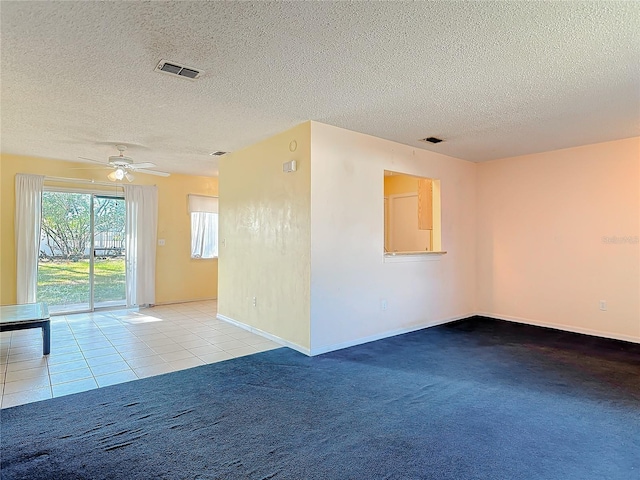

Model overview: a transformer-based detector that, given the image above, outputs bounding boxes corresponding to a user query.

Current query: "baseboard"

[216,314,311,356]
[152,297,217,307]
[476,311,640,345]
[220,310,640,356]
[309,313,476,356]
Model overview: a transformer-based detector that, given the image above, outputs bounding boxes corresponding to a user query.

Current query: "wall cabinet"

[417,178,433,230]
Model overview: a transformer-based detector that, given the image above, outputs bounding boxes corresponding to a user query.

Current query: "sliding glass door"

[37,191,126,314]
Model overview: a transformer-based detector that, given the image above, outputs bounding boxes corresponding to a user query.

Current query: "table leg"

[42,320,51,355]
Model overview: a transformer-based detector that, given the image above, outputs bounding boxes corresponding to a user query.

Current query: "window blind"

[188,194,218,213]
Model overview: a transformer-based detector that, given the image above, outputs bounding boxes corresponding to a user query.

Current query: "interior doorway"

[37,190,126,314]
[387,194,432,252]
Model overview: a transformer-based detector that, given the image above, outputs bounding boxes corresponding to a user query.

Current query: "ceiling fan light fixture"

[108,167,126,182]
[125,172,135,182]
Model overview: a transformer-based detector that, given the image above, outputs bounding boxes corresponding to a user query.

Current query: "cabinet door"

[417,178,433,230]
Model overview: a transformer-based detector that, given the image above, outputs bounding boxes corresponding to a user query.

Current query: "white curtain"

[15,174,45,304]
[188,195,218,259]
[124,185,158,307]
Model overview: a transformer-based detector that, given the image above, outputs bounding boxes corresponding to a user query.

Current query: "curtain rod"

[44,176,124,188]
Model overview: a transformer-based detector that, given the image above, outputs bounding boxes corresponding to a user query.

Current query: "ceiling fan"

[79,145,170,182]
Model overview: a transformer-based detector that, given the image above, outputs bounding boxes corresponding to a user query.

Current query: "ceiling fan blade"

[70,166,110,170]
[135,169,170,177]
[128,162,156,169]
[78,156,106,164]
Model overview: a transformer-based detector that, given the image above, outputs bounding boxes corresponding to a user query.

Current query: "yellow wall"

[477,137,640,342]
[384,174,419,196]
[218,122,311,351]
[0,153,218,305]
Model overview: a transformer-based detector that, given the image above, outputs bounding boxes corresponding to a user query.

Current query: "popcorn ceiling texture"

[1,1,638,176]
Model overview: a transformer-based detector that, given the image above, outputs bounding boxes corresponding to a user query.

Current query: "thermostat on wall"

[283,160,297,173]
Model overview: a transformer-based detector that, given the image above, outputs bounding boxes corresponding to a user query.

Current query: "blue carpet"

[1,317,639,479]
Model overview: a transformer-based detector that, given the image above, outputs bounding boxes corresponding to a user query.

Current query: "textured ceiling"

[1,1,639,177]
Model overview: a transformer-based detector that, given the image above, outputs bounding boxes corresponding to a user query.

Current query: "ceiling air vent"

[155,60,202,80]
[209,151,228,156]
[420,137,443,144]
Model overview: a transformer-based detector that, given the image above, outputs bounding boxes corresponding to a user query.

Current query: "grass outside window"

[37,259,125,306]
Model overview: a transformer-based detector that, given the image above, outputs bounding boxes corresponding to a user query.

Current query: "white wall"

[309,122,477,354]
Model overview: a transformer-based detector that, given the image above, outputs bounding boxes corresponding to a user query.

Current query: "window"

[189,195,218,259]
[383,171,442,254]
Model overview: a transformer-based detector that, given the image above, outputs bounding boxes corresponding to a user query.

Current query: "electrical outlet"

[252,297,257,307]
[599,300,607,311]
[381,299,387,311]
[157,239,166,246]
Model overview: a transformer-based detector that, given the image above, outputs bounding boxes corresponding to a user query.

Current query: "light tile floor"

[0,300,280,409]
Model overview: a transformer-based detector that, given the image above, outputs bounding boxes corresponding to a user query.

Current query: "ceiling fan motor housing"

[109,156,134,167]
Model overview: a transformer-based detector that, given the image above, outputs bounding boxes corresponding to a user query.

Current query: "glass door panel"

[38,191,92,313]
[93,196,126,309]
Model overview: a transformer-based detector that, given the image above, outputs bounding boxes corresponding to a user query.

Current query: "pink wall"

[477,137,640,342]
